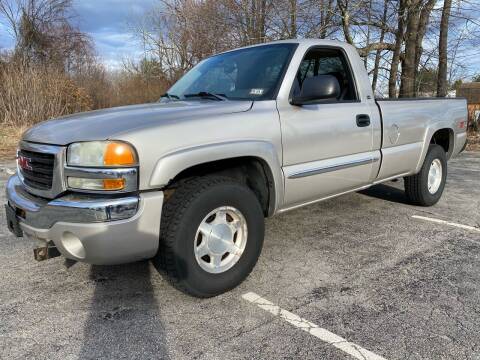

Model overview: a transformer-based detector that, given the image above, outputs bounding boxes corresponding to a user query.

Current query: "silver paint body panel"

[19,191,163,265]
[376,98,468,178]
[6,174,162,265]
[19,39,468,213]
[10,39,468,265]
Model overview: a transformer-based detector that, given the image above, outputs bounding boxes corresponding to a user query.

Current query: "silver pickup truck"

[5,39,468,297]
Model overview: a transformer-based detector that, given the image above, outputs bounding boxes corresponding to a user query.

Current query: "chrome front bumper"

[5,175,164,265]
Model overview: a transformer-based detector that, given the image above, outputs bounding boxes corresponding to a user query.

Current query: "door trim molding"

[288,156,380,179]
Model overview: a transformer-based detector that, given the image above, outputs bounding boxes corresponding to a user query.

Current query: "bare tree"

[126,0,480,99]
[131,0,236,82]
[371,0,389,92]
[0,0,93,69]
[411,0,435,96]
[437,0,452,96]
[337,0,355,44]
[388,0,406,97]
[317,0,336,38]
[399,0,422,97]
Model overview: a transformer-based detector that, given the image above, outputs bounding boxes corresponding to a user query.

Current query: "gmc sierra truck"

[5,39,468,297]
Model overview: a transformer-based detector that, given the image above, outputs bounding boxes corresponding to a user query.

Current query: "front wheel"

[153,176,265,298]
[404,144,447,206]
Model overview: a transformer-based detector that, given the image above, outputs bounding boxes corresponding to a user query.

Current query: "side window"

[293,48,357,101]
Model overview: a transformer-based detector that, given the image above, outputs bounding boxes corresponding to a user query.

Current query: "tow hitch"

[33,242,61,262]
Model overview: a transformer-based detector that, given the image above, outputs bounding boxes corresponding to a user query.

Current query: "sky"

[72,0,154,68]
[0,0,155,69]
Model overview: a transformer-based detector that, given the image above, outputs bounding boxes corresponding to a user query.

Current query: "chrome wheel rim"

[428,159,443,194]
[194,206,248,274]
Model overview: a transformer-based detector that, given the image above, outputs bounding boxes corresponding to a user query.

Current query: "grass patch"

[0,126,26,160]
[467,130,479,152]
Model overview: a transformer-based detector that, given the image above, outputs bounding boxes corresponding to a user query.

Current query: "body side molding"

[288,156,380,179]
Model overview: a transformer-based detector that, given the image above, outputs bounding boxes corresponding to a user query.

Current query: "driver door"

[279,47,380,209]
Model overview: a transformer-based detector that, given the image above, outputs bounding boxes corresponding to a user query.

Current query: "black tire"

[153,176,265,298]
[404,144,447,206]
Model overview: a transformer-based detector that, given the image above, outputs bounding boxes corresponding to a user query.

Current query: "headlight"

[67,141,137,167]
[66,141,138,193]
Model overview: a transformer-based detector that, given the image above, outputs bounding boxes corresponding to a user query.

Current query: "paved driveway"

[1,152,479,359]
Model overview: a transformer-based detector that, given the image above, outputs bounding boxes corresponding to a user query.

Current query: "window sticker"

[250,88,265,96]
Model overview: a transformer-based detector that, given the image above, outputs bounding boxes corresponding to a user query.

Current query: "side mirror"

[291,75,341,106]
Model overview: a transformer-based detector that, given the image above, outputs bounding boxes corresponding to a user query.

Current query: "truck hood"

[22,100,253,145]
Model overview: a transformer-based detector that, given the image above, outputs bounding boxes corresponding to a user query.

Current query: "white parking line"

[412,215,480,233]
[242,292,387,360]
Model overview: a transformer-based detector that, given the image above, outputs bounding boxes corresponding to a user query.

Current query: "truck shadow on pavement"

[358,183,409,204]
[78,261,170,359]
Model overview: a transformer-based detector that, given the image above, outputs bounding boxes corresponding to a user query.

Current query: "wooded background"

[130,0,480,98]
[0,0,479,154]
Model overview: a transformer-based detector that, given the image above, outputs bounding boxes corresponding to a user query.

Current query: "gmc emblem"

[18,155,33,171]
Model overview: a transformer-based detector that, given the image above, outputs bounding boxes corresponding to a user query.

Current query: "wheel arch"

[430,128,454,157]
[415,125,455,173]
[149,141,284,216]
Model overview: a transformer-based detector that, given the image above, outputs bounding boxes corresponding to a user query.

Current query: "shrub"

[0,61,92,127]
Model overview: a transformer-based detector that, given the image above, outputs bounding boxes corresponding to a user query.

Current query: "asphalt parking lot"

[1,152,479,360]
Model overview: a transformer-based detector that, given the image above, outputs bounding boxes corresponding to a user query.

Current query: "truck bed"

[375,97,468,182]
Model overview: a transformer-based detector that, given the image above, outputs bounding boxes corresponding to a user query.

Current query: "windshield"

[164,43,297,101]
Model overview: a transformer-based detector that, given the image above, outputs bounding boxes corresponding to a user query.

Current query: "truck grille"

[18,149,55,190]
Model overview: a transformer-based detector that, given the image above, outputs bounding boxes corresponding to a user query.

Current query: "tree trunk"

[437,0,452,97]
[388,0,406,98]
[399,0,421,98]
[413,0,436,96]
[289,0,297,38]
[338,0,354,45]
[372,0,389,93]
[319,0,335,38]
[364,0,373,67]
[249,0,256,44]
[256,0,267,43]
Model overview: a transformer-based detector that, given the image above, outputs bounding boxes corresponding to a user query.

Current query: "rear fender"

[415,123,454,173]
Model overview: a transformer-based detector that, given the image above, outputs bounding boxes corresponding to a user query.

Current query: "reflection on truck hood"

[22,100,253,145]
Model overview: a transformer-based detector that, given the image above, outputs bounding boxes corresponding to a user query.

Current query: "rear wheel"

[153,176,265,298]
[404,144,447,206]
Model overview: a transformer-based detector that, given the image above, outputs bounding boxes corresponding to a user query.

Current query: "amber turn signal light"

[103,178,126,190]
[104,142,137,166]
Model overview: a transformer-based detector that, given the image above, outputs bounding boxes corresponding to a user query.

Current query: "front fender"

[149,140,284,214]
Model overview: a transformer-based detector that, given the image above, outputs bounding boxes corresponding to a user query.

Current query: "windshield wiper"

[183,92,227,101]
[160,93,180,101]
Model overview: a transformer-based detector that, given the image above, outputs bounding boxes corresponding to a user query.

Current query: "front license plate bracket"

[5,204,23,237]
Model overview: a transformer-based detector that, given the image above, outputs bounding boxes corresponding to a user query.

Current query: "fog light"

[67,177,125,191]
[61,232,86,259]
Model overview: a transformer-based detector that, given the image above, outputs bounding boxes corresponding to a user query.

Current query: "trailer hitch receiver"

[33,242,61,262]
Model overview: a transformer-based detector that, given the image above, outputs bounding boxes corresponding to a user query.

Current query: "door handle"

[356,114,371,127]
